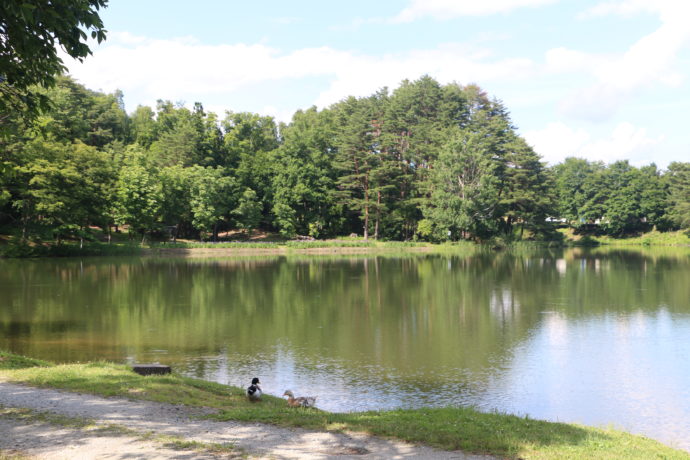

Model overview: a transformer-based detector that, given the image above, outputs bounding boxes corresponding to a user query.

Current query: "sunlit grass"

[559,228,690,246]
[1,352,687,460]
[0,351,52,370]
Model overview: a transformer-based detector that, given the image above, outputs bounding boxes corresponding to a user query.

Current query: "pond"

[1,247,689,450]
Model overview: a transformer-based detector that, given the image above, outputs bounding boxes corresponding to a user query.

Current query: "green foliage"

[666,162,690,229]
[0,0,107,121]
[271,107,339,237]
[130,105,157,148]
[1,74,688,247]
[114,147,163,241]
[415,218,434,240]
[221,111,279,209]
[188,166,236,240]
[426,128,500,240]
[272,202,298,238]
[233,188,262,234]
[552,158,681,236]
[159,165,192,232]
[0,350,52,369]
[500,136,554,237]
[0,0,107,89]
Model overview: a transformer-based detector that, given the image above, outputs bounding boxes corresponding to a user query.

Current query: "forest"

[1,75,689,244]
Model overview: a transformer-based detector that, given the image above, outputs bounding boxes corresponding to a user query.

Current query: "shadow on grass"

[212,404,615,458]
[326,407,605,458]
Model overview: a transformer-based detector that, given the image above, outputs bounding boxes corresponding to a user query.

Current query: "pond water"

[1,248,689,450]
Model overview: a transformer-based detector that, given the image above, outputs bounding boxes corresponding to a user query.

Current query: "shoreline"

[0,353,688,459]
[2,227,690,259]
[142,245,438,257]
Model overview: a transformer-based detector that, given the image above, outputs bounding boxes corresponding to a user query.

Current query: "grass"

[0,406,95,429]
[0,351,52,370]
[0,352,687,460]
[559,228,690,247]
[0,238,143,258]
[0,451,32,460]
[151,241,283,249]
[3,226,688,259]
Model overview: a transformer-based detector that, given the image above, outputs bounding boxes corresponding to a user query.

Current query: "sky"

[64,0,690,168]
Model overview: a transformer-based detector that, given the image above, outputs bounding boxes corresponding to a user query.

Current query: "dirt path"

[0,417,220,460]
[0,381,496,459]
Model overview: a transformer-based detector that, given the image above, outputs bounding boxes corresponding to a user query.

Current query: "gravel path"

[0,381,496,459]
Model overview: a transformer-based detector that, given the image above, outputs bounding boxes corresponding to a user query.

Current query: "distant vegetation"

[1,75,689,250]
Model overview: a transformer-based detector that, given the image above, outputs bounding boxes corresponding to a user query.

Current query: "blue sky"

[65,0,690,168]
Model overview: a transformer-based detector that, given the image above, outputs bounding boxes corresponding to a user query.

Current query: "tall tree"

[159,165,192,241]
[637,164,670,230]
[425,128,500,240]
[552,157,598,225]
[221,111,279,222]
[233,188,262,235]
[271,107,339,238]
[665,162,690,229]
[114,147,162,243]
[500,136,553,237]
[334,96,379,240]
[188,166,237,241]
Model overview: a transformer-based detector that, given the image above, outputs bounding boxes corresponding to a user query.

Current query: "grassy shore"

[0,351,686,459]
[558,228,690,247]
[1,227,689,258]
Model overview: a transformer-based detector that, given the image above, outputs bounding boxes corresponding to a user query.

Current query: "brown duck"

[283,390,316,408]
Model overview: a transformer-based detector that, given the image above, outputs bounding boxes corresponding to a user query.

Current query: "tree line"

[1,75,688,244]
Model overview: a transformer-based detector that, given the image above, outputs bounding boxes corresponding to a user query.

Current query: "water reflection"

[0,248,689,450]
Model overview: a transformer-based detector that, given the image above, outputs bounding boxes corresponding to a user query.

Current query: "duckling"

[283,390,316,408]
[246,377,262,401]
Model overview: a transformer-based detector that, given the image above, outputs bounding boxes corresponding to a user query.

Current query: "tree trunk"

[363,170,369,241]
[374,190,381,240]
[363,205,369,241]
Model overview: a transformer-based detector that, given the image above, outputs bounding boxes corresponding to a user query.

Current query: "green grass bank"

[1,228,688,258]
[0,351,687,460]
[558,228,690,247]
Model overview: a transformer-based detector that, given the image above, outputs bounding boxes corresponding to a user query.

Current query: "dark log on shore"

[132,364,171,376]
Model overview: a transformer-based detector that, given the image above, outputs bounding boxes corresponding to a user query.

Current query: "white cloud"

[260,105,297,124]
[544,47,606,74]
[557,0,690,120]
[313,48,534,108]
[580,0,674,19]
[524,122,664,165]
[393,0,558,22]
[523,123,592,164]
[66,35,535,114]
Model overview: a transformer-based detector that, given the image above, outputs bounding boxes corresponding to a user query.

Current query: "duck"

[283,390,317,408]
[246,377,262,401]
